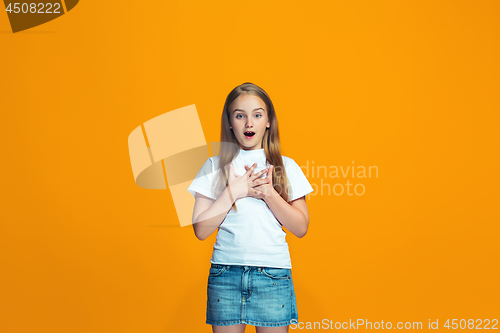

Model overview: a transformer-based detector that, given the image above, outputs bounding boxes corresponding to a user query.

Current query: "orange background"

[1,1,499,332]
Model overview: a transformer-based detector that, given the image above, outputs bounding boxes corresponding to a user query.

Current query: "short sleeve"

[187,157,217,200]
[285,157,314,201]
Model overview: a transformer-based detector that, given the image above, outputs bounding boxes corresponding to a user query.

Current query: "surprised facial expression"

[229,94,270,150]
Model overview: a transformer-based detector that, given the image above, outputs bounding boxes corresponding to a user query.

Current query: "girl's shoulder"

[279,155,306,178]
[209,155,220,169]
[280,155,297,167]
[204,155,224,175]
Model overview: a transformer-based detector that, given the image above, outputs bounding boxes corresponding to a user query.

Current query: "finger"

[255,178,271,187]
[228,163,235,177]
[245,165,268,179]
[267,165,273,180]
[250,188,266,198]
[257,167,268,178]
[244,162,258,177]
[249,180,269,190]
[244,165,254,177]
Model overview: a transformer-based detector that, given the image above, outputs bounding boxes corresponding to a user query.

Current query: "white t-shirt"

[187,148,314,269]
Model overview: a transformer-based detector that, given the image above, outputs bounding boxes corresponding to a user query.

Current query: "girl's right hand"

[227,162,270,200]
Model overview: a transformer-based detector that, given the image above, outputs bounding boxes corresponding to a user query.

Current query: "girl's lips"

[244,132,255,139]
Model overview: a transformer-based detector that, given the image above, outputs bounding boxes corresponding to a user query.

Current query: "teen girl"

[187,82,313,333]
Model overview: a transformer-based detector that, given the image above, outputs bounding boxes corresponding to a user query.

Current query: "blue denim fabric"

[206,264,298,327]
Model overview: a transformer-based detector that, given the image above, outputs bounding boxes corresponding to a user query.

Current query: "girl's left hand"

[244,164,275,199]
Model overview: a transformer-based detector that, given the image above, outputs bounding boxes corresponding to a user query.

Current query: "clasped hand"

[227,162,275,201]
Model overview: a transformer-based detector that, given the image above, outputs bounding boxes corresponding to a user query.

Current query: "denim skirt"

[206,263,298,327]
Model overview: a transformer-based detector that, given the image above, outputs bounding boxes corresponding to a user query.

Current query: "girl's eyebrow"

[233,108,264,113]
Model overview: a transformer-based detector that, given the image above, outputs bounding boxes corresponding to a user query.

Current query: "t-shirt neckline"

[238,148,264,156]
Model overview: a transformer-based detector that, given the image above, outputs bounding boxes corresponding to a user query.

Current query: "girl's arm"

[192,188,235,241]
[245,164,310,238]
[264,192,310,238]
[192,163,268,241]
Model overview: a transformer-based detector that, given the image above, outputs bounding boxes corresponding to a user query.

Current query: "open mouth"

[244,131,255,138]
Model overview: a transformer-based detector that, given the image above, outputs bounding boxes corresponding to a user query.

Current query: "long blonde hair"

[214,82,292,212]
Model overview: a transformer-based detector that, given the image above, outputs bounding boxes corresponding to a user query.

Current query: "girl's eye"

[255,114,262,118]
[236,114,244,119]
